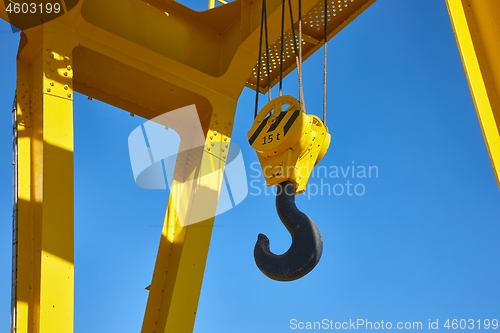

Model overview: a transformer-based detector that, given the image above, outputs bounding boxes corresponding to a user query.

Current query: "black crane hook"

[254,181,323,281]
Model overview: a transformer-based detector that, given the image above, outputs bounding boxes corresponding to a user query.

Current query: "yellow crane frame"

[0,0,499,332]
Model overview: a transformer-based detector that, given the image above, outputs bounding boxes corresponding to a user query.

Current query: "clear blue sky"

[1,0,499,332]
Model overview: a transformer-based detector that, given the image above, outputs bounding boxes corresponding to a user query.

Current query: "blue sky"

[1,0,499,332]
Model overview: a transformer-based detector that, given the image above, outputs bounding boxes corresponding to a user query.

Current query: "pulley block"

[248,95,331,193]
[248,96,331,281]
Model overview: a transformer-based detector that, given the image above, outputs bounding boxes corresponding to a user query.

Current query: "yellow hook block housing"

[248,96,331,193]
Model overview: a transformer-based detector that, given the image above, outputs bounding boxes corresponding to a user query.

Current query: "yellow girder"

[446,0,500,187]
[0,0,376,332]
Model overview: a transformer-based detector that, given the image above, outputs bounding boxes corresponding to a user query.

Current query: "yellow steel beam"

[446,0,500,187]
[14,24,74,333]
[247,0,376,91]
[14,54,32,333]
[142,99,236,333]
[209,0,229,9]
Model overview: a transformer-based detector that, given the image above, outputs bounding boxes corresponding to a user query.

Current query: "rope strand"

[254,0,266,119]
[287,0,305,112]
[323,0,328,125]
[278,0,286,96]
[297,0,305,112]
[263,0,272,102]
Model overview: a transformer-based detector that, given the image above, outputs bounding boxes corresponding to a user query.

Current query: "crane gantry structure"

[0,0,499,332]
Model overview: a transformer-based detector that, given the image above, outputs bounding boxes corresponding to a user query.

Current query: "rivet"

[50,82,54,86]
[67,65,72,71]
[223,156,226,160]
[221,149,225,153]
[214,131,218,136]
[63,72,68,76]
[207,147,211,151]
[67,93,72,98]
[46,73,51,78]
[64,85,68,90]
[46,88,51,92]
[210,136,213,140]
[224,138,227,141]
[46,48,50,52]
[211,143,214,147]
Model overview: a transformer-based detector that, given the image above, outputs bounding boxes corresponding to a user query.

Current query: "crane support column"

[14,26,74,333]
[142,97,236,333]
[446,0,500,186]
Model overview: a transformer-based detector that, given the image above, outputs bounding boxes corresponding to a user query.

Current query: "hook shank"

[254,181,323,281]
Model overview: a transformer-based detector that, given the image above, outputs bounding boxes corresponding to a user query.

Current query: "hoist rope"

[287,0,299,61]
[254,0,266,119]
[297,0,306,112]
[278,0,286,96]
[254,0,273,118]
[263,0,272,102]
[257,0,329,122]
[323,0,328,126]
[286,0,305,112]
